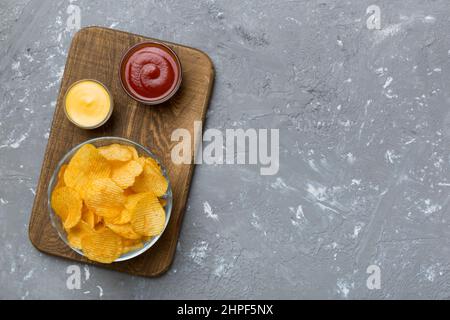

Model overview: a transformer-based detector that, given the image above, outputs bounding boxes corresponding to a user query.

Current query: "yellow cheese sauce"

[64,80,112,129]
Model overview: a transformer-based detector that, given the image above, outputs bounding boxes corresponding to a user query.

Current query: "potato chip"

[67,221,94,249]
[81,228,123,264]
[64,144,111,197]
[98,144,133,162]
[123,188,134,196]
[55,164,68,189]
[122,239,144,255]
[111,160,143,189]
[131,193,166,237]
[136,157,146,168]
[125,193,150,210]
[145,157,163,175]
[81,206,96,229]
[132,161,168,197]
[84,178,126,218]
[127,146,139,160]
[51,186,82,229]
[106,223,141,240]
[104,208,132,225]
[94,222,106,232]
[104,192,151,226]
[159,198,167,208]
[94,214,103,226]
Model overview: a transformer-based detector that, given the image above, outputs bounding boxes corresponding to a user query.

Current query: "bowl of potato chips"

[48,137,172,264]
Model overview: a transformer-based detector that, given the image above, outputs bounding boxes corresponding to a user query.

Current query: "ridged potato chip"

[131,193,166,237]
[104,193,150,225]
[55,164,68,190]
[145,157,163,175]
[94,214,103,227]
[98,144,133,162]
[64,144,111,197]
[81,206,96,229]
[125,193,150,210]
[94,222,106,232]
[81,228,123,264]
[132,160,168,197]
[104,208,131,225]
[127,146,139,160]
[123,188,134,197]
[51,186,82,229]
[67,221,94,249]
[111,160,143,189]
[122,239,144,255]
[84,178,126,218]
[106,223,141,240]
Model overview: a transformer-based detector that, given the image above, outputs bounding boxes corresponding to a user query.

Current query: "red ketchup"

[124,46,180,102]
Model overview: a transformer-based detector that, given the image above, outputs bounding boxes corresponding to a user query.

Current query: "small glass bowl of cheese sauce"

[64,79,113,129]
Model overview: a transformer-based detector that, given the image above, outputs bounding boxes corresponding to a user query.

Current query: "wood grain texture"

[29,27,215,277]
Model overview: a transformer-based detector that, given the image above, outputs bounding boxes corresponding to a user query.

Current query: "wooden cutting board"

[29,27,214,277]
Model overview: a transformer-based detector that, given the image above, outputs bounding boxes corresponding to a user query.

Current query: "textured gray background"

[1,0,449,300]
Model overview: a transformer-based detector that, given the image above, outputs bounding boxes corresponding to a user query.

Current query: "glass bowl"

[63,79,114,130]
[47,137,173,263]
[119,41,183,105]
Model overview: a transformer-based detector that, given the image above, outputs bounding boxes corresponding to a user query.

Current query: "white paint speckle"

[422,199,441,216]
[23,269,34,281]
[424,265,439,282]
[423,16,436,23]
[21,291,29,300]
[24,53,34,62]
[203,201,218,220]
[308,159,321,173]
[84,265,90,281]
[383,76,393,89]
[346,153,356,165]
[290,205,305,227]
[10,261,16,274]
[96,285,104,298]
[385,150,400,164]
[437,182,450,187]
[190,241,209,265]
[306,183,327,202]
[351,225,362,239]
[336,279,353,298]
[374,67,386,76]
[10,133,29,149]
[12,61,20,71]
[251,212,267,236]
[285,17,302,26]
[271,177,297,192]
[213,257,233,277]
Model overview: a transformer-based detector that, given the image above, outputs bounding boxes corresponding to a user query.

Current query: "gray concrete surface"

[1,0,449,300]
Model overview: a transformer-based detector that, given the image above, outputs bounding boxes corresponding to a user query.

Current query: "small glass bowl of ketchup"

[119,41,182,105]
